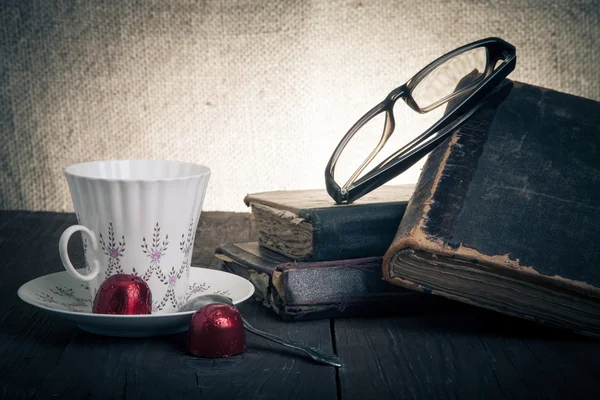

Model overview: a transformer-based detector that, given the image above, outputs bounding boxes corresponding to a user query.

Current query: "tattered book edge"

[215,252,283,310]
[248,203,314,260]
[384,235,600,298]
[249,202,308,225]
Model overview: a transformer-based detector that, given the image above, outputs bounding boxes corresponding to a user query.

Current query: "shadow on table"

[334,298,598,342]
[164,330,318,369]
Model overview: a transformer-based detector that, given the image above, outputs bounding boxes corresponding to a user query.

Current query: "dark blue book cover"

[384,80,600,337]
[244,185,413,261]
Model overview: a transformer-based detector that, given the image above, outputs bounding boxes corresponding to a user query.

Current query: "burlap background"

[1,0,599,212]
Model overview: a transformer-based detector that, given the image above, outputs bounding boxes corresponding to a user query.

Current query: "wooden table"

[1,211,599,399]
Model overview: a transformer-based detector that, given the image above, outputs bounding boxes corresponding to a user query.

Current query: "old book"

[383,80,600,337]
[216,242,444,320]
[243,185,414,262]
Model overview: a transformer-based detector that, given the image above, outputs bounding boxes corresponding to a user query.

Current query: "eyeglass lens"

[411,46,489,112]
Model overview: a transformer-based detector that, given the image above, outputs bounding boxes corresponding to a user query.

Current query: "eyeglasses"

[325,37,516,204]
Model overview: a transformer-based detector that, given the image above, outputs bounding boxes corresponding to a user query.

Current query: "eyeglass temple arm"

[387,106,478,171]
[346,107,479,202]
[366,103,465,174]
[351,79,512,194]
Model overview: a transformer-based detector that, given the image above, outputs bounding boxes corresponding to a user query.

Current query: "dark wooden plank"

[0,211,336,400]
[334,305,600,400]
[2,301,336,400]
[0,211,80,399]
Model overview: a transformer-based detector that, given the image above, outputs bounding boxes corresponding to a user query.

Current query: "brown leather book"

[383,80,600,337]
[215,242,445,320]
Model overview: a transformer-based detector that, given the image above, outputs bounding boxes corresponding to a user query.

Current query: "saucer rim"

[17,268,255,319]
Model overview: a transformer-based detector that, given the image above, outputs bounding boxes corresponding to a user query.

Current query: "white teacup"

[58,159,210,314]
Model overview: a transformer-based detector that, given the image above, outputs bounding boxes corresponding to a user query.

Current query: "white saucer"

[17,268,255,337]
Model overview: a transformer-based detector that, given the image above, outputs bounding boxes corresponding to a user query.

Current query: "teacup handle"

[59,225,101,282]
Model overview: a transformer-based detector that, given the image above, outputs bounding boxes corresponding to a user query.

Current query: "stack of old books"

[215,185,446,320]
[217,80,600,336]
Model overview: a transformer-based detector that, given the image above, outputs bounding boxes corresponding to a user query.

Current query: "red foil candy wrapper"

[92,274,152,315]
[188,303,247,358]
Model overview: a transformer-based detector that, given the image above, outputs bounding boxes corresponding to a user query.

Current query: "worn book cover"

[383,80,600,337]
[243,185,414,262]
[215,242,443,320]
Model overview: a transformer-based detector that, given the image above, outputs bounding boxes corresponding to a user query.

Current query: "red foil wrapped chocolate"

[188,303,247,358]
[92,274,152,315]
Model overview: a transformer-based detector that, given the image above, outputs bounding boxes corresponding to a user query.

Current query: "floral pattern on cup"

[180,220,194,259]
[152,264,188,312]
[180,219,195,283]
[99,223,125,277]
[133,222,169,281]
[83,238,91,273]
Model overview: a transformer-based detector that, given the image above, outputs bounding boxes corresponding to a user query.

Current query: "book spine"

[273,258,405,305]
[301,202,407,261]
[383,83,510,278]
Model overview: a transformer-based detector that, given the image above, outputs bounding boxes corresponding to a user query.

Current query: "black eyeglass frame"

[325,37,516,204]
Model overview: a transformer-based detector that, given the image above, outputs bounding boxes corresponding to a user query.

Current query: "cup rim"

[64,159,211,182]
